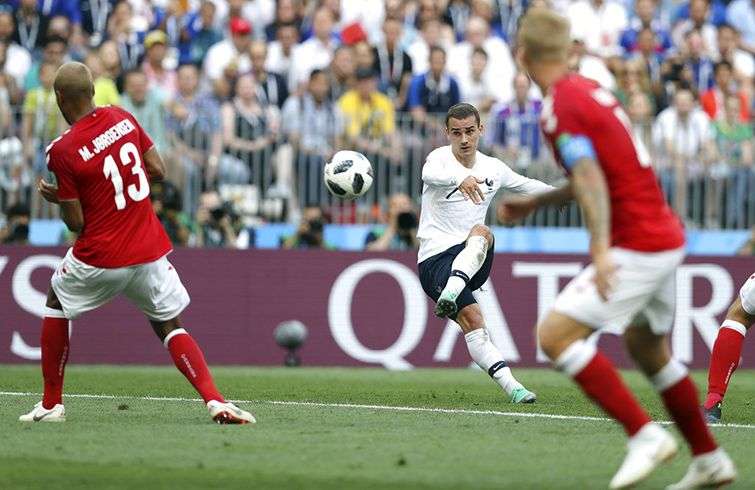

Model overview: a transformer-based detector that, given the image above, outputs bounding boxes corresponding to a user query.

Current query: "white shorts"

[553,247,685,335]
[51,249,190,321]
[739,273,755,315]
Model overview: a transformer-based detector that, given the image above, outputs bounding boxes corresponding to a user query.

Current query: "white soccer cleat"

[609,423,678,489]
[207,400,256,425]
[666,448,737,489]
[19,401,66,422]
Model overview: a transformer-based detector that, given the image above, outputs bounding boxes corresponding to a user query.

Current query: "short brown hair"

[445,103,480,128]
[518,9,571,63]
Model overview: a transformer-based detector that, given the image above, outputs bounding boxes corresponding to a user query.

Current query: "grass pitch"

[1,366,753,489]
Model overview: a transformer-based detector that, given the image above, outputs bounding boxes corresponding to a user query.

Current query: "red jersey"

[46,105,172,268]
[540,74,685,252]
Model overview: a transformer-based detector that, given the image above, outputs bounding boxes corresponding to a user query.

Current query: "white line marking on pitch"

[1,391,753,429]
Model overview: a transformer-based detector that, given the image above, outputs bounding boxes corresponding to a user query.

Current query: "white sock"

[444,236,488,297]
[464,328,522,395]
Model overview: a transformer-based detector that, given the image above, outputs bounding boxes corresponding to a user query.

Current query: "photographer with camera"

[0,202,30,245]
[194,191,239,249]
[365,193,419,251]
[151,181,192,247]
[282,206,333,250]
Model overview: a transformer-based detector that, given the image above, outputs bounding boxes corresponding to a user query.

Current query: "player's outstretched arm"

[497,184,573,223]
[421,156,470,188]
[571,158,615,300]
[143,147,166,182]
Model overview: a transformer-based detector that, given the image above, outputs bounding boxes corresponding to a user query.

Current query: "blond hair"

[517,8,571,63]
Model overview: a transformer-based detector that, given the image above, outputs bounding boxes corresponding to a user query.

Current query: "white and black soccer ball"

[323,150,373,200]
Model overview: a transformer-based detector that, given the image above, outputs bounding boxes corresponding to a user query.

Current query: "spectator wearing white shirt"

[726,0,755,55]
[457,47,497,116]
[203,17,252,85]
[567,0,628,58]
[447,16,516,103]
[652,88,716,222]
[265,21,299,83]
[407,18,452,76]
[0,12,31,102]
[289,7,338,94]
[672,0,718,59]
[717,24,754,87]
[570,36,617,90]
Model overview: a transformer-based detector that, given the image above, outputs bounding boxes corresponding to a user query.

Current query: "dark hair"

[718,23,736,33]
[309,68,326,81]
[714,60,733,75]
[44,35,67,47]
[429,45,446,59]
[472,46,488,58]
[445,103,480,128]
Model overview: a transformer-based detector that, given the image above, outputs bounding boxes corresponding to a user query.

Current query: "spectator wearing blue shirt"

[180,0,222,66]
[620,0,672,56]
[726,0,755,54]
[675,0,728,27]
[486,72,542,171]
[682,29,716,94]
[407,45,460,123]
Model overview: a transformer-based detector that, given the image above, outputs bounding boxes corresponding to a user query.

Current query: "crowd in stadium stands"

[0,0,753,249]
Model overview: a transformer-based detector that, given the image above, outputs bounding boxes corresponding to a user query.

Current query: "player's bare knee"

[150,317,182,342]
[468,225,492,247]
[727,298,755,329]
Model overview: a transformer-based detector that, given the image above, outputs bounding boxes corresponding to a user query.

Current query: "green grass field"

[1,366,753,489]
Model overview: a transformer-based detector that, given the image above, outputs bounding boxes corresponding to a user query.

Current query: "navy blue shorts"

[417,241,494,319]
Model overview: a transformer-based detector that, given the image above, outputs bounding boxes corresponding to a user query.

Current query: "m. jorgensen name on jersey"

[77,118,137,162]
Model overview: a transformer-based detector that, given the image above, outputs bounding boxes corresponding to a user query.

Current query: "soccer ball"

[323,150,373,200]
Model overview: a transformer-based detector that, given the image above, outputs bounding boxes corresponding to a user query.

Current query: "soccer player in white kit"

[704,273,755,422]
[417,103,553,403]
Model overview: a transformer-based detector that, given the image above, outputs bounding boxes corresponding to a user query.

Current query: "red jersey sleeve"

[47,146,79,200]
[542,84,597,173]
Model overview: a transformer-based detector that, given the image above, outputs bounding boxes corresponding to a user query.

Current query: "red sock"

[557,341,651,436]
[706,321,746,409]
[41,315,70,409]
[165,329,224,404]
[662,377,718,455]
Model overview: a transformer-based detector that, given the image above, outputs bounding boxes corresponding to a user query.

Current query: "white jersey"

[417,145,554,263]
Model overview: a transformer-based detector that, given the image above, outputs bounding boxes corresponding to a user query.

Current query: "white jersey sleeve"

[497,159,554,195]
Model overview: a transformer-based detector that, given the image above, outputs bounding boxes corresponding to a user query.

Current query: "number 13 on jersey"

[102,141,150,210]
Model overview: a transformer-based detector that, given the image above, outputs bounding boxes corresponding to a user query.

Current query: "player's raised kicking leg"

[703,274,755,423]
[422,225,535,403]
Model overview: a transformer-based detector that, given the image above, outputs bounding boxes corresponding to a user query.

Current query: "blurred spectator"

[79,0,114,47]
[221,74,280,186]
[373,16,413,110]
[250,40,288,109]
[680,29,715,95]
[353,41,376,73]
[22,62,66,177]
[674,0,728,27]
[282,206,332,249]
[266,21,299,83]
[341,0,385,44]
[365,193,419,251]
[407,46,461,122]
[448,16,515,103]
[181,0,222,66]
[204,17,252,85]
[13,0,49,53]
[457,47,496,116]
[567,0,628,58]
[194,191,239,248]
[717,24,754,89]
[166,63,222,212]
[443,0,471,42]
[151,180,192,247]
[84,51,120,107]
[0,136,29,207]
[0,202,29,244]
[673,0,718,58]
[25,35,67,91]
[329,45,356,100]
[265,0,303,41]
[615,58,656,111]
[121,70,169,154]
[626,91,655,160]
[700,61,750,121]
[98,40,124,92]
[726,0,755,55]
[487,72,542,172]
[485,0,527,42]
[628,27,666,108]
[620,0,672,55]
[0,12,32,93]
[141,30,176,98]
[713,95,753,227]
[289,7,337,93]
[570,36,616,90]
[653,88,716,222]
[282,69,343,206]
[407,18,452,76]
[339,67,400,164]
[107,0,146,71]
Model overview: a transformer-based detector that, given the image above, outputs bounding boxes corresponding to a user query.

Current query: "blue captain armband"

[556,134,596,170]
